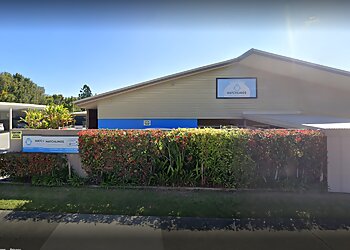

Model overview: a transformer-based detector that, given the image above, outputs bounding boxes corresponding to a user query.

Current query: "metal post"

[66,155,72,178]
[86,109,90,129]
[9,108,13,131]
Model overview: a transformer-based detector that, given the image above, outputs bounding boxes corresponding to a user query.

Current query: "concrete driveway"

[1,210,350,250]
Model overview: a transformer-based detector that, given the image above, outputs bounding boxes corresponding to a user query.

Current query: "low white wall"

[0,132,9,150]
[325,129,350,193]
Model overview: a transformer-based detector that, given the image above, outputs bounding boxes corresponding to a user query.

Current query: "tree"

[46,94,65,105]
[78,84,92,100]
[0,72,47,104]
[62,96,80,112]
[0,71,82,112]
[45,94,80,112]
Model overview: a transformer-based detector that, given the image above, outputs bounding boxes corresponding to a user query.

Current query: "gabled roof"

[75,48,350,107]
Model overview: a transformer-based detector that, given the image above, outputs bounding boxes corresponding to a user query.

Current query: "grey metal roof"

[0,102,46,111]
[74,48,350,106]
[243,113,350,130]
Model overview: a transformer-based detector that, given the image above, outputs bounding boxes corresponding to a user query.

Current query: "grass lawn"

[1,183,350,219]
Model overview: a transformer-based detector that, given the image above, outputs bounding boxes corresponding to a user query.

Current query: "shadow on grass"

[3,210,350,231]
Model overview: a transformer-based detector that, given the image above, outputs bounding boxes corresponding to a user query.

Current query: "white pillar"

[9,108,13,130]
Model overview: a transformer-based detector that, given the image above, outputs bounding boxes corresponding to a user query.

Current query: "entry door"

[88,109,98,129]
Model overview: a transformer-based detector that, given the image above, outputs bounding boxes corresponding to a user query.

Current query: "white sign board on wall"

[22,136,79,153]
[216,78,257,99]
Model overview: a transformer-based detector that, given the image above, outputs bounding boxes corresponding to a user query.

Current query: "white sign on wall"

[216,78,257,98]
[22,136,79,153]
[143,120,151,126]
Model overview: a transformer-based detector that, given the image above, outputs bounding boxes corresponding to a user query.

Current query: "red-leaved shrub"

[78,129,327,189]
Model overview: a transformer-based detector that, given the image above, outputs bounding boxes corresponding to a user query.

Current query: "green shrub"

[67,173,88,187]
[0,153,69,186]
[78,128,327,189]
[0,129,327,190]
[78,130,161,186]
[21,104,74,129]
[246,130,327,188]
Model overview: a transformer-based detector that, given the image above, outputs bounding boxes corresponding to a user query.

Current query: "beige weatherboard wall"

[75,48,350,129]
[97,66,303,119]
[96,65,350,120]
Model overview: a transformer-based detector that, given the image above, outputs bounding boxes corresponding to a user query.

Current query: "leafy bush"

[67,173,88,187]
[78,130,160,185]
[78,128,327,189]
[21,104,74,129]
[246,130,327,188]
[21,109,48,129]
[0,153,69,186]
[0,129,327,190]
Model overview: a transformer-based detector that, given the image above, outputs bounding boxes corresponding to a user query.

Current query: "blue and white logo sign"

[22,136,79,153]
[217,78,257,98]
[25,138,33,146]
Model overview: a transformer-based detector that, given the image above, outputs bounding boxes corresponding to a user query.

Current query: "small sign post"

[11,131,22,140]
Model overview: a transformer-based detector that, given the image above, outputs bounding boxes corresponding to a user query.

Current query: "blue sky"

[1,0,350,97]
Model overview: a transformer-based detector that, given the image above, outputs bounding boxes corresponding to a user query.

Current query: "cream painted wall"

[295,82,350,118]
[0,132,9,150]
[95,63,350,119]
[325,130,350,193]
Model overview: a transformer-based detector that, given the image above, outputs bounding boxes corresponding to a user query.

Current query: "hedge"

[78,129,327,189]
[0,153,69,186]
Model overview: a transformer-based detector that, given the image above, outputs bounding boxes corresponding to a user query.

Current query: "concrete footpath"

[1,210,350,250]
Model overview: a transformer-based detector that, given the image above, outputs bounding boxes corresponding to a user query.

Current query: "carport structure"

[0,102,46,149]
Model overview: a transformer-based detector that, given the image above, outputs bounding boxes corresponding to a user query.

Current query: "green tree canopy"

[0,72,46,104]
[45,94,80,112]
[0,72,82,112]
[78,84,93,100]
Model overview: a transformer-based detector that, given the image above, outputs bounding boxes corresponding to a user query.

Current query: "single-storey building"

[74,49,350,130]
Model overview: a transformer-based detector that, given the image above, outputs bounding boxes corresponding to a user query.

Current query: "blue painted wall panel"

[98,119,198,129]
[23,147,79,153]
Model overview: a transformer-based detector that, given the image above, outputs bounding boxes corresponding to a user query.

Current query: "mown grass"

[0,199,31,210]
[0,183,349,219]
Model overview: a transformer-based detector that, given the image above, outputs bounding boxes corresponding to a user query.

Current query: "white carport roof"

[243,113,350,129]
[0,102,46,111]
